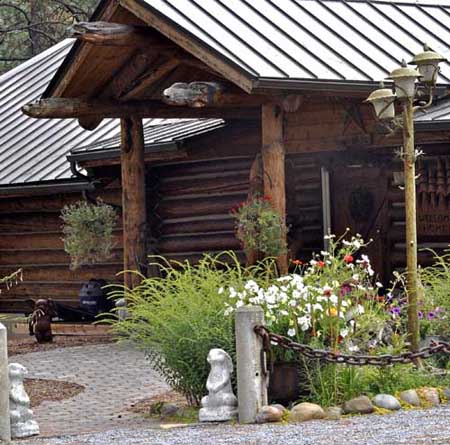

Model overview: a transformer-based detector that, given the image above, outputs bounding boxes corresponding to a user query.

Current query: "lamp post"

[365,45,447,354]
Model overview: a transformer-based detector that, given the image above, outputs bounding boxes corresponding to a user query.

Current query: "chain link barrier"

[254,325,450,367]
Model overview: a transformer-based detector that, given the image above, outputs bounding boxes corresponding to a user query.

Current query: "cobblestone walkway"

[10,343,169,436]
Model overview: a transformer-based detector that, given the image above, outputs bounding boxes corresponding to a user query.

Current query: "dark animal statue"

[28,299,57,343]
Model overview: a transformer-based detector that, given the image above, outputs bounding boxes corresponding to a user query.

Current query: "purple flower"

[418,311,423,319]
[427,311,436,321]
[390,306,401,315]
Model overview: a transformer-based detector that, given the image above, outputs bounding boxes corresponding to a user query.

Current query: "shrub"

[107,252,271,406]
[61,200,118,270]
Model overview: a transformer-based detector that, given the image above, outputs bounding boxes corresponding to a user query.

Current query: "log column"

[121,117,146,288]
[261,103,288,275]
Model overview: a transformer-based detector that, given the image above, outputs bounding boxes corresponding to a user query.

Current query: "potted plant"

[231,195,287,260]
[61,200,118,270]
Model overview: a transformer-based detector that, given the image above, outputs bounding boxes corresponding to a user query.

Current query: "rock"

[342,396,374,415]
[160,403,179,417]
[372,394,401,411]
[419,388,440,406]
[325,406,342,420]
[255,405,283,424]
[289,402,325,423]
[9,363,39,439]
[442,388,450,401]
[399,389,420,407]
[271,403,288,414]
[199,349,238,422]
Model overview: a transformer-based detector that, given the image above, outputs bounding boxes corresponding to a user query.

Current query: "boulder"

[160,403,180,417]
[372,394,401,411]
[419,388,440,406]
[271,403,288,414]
[289,402,325,423]
[399,390,420,407]
[342,396,374,415]
[255,405,283,424]
[325,406,342,420]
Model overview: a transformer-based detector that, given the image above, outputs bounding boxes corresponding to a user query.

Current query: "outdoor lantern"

[387,60,420,99]
[364,82,396,120]
[409,44,447,85]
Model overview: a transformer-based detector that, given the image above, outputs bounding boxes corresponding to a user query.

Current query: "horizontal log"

[0,263,122,282]
[70,21,173,48]
[158,175,249,196]
[160,215,235,236]
[162,250,246,265]
[157,157,252,178]
[157,193,247,219]
[158,231,239,253]
[22,98,260,120]
[0,230,122,249]
[0,248,123,265]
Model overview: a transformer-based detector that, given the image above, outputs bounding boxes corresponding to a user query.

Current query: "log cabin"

[0,40,226,312]
[15,0,450,304]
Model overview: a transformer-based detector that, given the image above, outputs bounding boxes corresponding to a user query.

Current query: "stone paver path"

[10,343,169,436]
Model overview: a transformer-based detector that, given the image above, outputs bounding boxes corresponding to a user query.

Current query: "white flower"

[348,344,360,352]
[229,287,236,298]
[367,266,375,277]
[320,250,330,256]
[340,328,349,338]
[218,287,224,294]
[297,315,311,331]
[312,303,323,312]
[244,280,259,292]
[287,328,296,337]
[236,300,244,308]
[356,304,365,315]
[224,306,233,316]
[352,274,359,282]
[376,282,383,288]
[289,299,297,307]
[329,294,338,305]
[280,310,289,316]
[310,259,317,266]
[353,240,362,249]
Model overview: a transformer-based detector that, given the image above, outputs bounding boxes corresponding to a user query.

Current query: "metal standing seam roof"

[141,0,450,86]
[0,39,224,186]
[415,96,450,128]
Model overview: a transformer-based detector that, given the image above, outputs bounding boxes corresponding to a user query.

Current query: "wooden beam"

[261,103,288,275]
[120,117,146,289]
[22,98,260,120]
[119,0,254,93]
[121,58,180,99]
[50,1,120,97]
[70,21,173,49]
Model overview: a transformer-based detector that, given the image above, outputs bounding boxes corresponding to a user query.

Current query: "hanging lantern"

[387,60,420,99]
[409,43,447,85]
[364,82,396,120]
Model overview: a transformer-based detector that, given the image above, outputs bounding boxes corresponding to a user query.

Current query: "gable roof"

[0,39,223,187]
[137,0,450,88]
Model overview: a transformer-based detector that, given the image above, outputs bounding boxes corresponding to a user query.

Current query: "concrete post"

[0,324,11,443]
[235,306,268,424]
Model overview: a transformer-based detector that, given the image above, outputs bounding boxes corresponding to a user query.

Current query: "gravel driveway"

[16,403,450,445]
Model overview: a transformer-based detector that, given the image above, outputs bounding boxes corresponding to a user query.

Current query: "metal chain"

[254,325,450,367]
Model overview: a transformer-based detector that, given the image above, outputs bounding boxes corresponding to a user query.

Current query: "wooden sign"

[418,210,450,237]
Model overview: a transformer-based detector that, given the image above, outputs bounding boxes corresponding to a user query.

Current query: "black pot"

[268,361,301,406]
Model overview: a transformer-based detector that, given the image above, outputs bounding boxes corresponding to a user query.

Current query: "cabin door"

[331,166,389,283]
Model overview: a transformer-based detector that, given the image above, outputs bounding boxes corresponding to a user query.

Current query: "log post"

[121,117,147,289]
[261,103,288,275]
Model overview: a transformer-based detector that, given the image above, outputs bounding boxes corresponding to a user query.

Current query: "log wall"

[0,184,123,313]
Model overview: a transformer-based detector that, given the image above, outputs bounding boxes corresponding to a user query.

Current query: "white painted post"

[235,306,268,424]
[0,324,11,443]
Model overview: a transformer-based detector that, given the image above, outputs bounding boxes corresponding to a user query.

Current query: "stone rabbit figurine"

[9,363,39,438]
[199,348,238,422]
